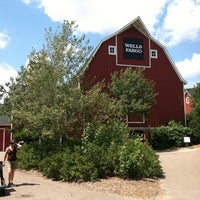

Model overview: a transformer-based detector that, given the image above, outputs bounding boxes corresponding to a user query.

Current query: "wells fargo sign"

[123,37,143,60]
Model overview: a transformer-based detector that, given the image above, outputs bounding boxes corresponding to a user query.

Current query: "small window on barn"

[150,49,158,58]
[108,46,116,55]
[186,97,190,104]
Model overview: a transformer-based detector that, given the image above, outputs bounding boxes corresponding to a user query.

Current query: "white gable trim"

[89,16,187,84]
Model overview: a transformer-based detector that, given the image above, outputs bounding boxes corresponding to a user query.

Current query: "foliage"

[40,147,98,182]
[75,83,123,137]
[0,21,93,139]
[188,83,200,144]
[1,20,164,182]
[151,120,192,149]
[13,129,40,143]
[17,122,164,181]
[81,121,129,177]
[109,68,156,117]
[17,139,65,170]
[117,139,163,179]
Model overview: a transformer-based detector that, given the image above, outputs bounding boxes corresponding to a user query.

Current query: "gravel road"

[0,146,200,200]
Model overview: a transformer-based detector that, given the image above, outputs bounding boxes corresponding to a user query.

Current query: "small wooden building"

[184,90,193,115]
[0,116,12,151]
[82,16,186,131]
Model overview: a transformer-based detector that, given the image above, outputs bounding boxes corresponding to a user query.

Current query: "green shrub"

[82,121,129,177]
[17,143,41,170]
[18,121,164,181]
[82,120,129,147]
[117,139,163,179]
[39,150,67,180]
[40,147,98,182]
[151,120,192,150]
[13,129,40,143]
[18,138,80,170]
[17,139,64,169]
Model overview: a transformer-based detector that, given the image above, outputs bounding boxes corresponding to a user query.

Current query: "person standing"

[3,140,22,187]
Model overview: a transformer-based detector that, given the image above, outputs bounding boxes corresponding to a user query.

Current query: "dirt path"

[0,152,161,200]
[158,146,200,200]
[0,146,200,200]
[0,152,132,200]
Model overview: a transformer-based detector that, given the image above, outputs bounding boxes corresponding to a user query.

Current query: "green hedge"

[117,139,163,179]
[151,120,192,150]
[17,121,164,181]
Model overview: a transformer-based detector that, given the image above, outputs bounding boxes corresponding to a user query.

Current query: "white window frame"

[186,97,190,104]
[108,45,116,55]
[126,114,145,124]
[150,49,158,59]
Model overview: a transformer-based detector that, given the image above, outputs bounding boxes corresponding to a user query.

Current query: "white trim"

[150,49,158,59]
[108,45,116,55]
[186,97,190,104]
[183,85,187,126]
[115,35,151,68]
[86,16,186,84]
[126,114,145,124]
[184,90,194,101]
[150,36,186,84]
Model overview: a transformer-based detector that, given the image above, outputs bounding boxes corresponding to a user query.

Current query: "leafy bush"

[18,121,164,181]
[13,129,40,143]
[117,139,163,179]
[151,120,192,150]
[39,150,68,180]
[17,139,64,169]
[17,143,41,170]
[40,147,98,182]
[82,121,129,177]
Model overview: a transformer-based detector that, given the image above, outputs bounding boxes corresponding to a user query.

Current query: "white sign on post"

[184,137,191,143]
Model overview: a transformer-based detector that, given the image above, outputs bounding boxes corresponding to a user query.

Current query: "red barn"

[83,16,186,131]
[184,90,193,115]
[0,116,12,152]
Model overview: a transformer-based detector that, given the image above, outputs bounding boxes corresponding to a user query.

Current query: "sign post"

[184,137,191,147]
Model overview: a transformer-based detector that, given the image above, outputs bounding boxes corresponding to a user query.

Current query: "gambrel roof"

[90,16,187,84]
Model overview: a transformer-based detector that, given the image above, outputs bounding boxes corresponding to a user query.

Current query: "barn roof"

[0,115,10,126]
[90,16,187,84]
[184,89,194,100]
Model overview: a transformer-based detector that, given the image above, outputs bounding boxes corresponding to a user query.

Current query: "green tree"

[109,68,156,119]
[0,20,122,140]
[189,82,200,143]
[0,21,93,139]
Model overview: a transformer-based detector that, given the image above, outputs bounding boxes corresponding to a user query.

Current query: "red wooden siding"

[83,17,186,129]
[185,92,193,114]
[143,41,185,127]
[0,126,11,151]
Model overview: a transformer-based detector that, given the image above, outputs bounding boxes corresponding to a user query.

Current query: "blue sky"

[0,0,200,89]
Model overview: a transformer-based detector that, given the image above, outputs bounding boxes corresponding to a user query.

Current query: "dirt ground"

[158,145,200,200]
[0,145,200,200]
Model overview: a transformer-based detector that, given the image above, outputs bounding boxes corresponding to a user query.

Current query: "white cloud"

[156,0,200,46]
[0,32,11,49]
[25,0,200,47]
[22,0,32,5]
[0,63,18,86]
[30,0,166,34]
[176,53,200,80]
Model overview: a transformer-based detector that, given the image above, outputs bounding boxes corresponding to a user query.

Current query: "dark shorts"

[6,160,17,170]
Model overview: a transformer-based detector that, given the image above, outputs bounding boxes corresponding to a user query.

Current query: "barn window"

[150,49,158,58]
[186,97,190,104]
[108,46,116,55]
[126,114,145,124]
